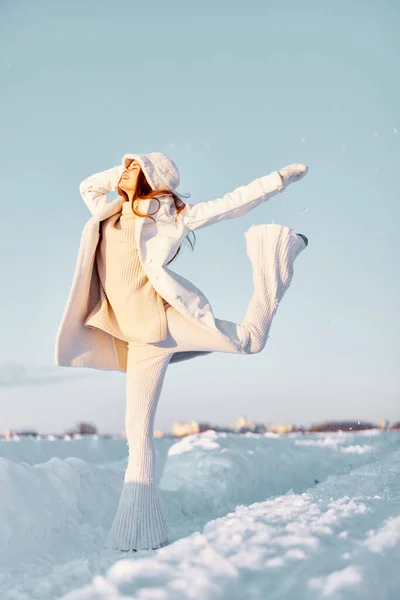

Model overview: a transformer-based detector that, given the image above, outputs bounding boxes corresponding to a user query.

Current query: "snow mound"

[0,430,398,599]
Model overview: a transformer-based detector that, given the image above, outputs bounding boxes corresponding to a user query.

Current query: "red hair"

[117,166,196,265]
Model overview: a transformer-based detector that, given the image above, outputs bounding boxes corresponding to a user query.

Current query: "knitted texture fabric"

[104,223,306,552]
[104,345,172,552]
[84,200,169,344]
[122,152,180,192]
[241,223,306,353]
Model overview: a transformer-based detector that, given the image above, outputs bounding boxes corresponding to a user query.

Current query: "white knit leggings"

[105,223,307,552]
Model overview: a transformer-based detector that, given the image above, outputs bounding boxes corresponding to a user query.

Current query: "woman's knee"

[239,324,265,355]
[242,340,263,355]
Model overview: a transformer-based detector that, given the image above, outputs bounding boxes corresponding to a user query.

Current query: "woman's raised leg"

[239,223,307,354]
[160,223,307,357]
[146,224,307,359]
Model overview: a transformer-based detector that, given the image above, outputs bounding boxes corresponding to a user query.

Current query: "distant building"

[308,421,376,432]
[153,430,164,438]
[269,424,293,434]
[19,430,39,437]
[77,422,97,435]
[232,416,255,433]
[172,421,212,437]
[232,418,289,434]
[2,429,39,439]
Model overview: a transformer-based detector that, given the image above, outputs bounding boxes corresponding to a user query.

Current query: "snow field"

[0,430,398,599]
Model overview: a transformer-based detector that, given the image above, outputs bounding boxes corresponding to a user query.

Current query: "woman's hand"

[278,164,309,187]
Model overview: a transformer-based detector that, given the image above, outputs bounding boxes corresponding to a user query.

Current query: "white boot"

[278,164,309,187]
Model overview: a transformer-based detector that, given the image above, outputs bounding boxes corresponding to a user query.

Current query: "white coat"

[54,159,285,372]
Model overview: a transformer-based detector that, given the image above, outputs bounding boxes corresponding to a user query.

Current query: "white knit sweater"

[84,199,170,344]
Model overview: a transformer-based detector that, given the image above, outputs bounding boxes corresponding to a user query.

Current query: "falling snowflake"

[394,128,398,134]
[302,208,309,213]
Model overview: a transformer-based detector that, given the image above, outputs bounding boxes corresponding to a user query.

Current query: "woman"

[55,151,309,552]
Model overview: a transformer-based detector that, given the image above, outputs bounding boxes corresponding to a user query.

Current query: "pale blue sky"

[1,0,399,434]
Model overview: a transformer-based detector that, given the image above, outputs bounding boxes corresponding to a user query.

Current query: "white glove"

[278,164,309,187]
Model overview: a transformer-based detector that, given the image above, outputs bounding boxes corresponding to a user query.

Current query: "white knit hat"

[121,152,180,192]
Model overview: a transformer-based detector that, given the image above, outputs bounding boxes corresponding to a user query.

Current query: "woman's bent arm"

[79,165,124,216]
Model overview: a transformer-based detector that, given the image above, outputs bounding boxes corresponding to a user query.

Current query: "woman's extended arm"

[79,165,124,216]
[178,164,308,232]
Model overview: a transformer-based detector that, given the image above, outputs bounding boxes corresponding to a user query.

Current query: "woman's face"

[119,159,141,192]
